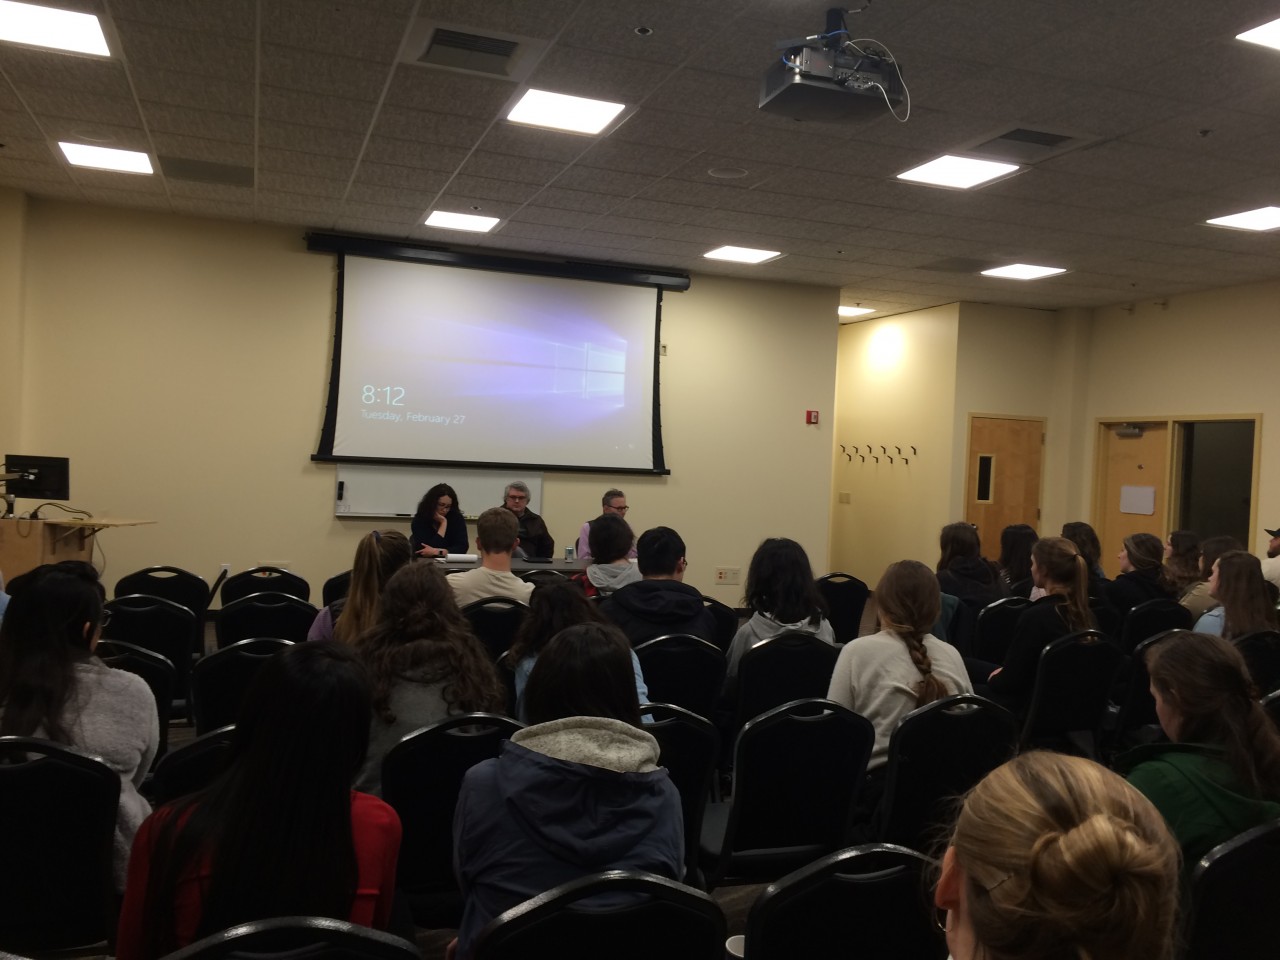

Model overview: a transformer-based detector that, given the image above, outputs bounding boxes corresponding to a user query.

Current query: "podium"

[0,518,154,581]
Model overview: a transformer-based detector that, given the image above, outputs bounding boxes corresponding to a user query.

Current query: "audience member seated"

[936,522,1007,610]
[1262,524,1280,589]
[1163,530,1202,600]
[308,530,412,644]
[1062,520,1109,586]
[1193,550,1279,639]
[571,513,642,598]
[935,752,1178,960]
[575,488,636,561]
[1106,533,1176,614]
[986,537,1096,714]
[411,483,468,558]
[997,524,1038,598]
[507,581,647,721]
[1179,535,1241,621]
[599,526,716,645]
[353,562,504,795]
[1117,632,1280,887]
[448,507,536,607]
[0,561,159,891]
[451,623,683,960]
[115,642,403,960]
[501,481,553,559]
[724,537,834,690]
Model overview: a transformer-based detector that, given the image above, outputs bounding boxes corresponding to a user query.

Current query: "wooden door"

[965,417,1044,546]
[1095,422,1169,579]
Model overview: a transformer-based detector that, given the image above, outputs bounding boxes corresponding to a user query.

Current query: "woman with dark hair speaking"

[116,641,402,959]
[452,623,682,960]
[412,482,468,558]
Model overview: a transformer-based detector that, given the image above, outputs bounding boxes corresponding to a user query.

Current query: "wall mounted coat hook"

[859,455,865,462]
[845,452,852,461]
[887,455,894,463]
[895,446,901,454]
[880,445,886,454]
[840,444,846,454]
[851,445,859,453]
[902,457,909,465]
[873,455,880,463]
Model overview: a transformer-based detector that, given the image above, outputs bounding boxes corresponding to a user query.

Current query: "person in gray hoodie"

[571,513,642,598]
[452,623,682,960]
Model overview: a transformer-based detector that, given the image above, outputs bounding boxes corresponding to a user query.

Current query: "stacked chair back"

[114,565,210,620]
[147,725,236,806]
[734,632,840,733]
[1233,630,1280,696]
[94,638,175,761]
[815,573,870,645]
[634,634,726,720]
[1021,630,1123,756]
[462,597,530,661]
[1184,819,1280,960]
[878,695,1018,852]
[104,594,198,708]
[744,844,947,960]
[640,703,720,885]
[1108,630,1186,754]
[220,566,311,605]
[215,592,318,648]
[703,699,874,885]
[1118,598,1192,654]
[322,569,352,607]
[382,713,523,927]
[0,737,120,953]
[972,596,1031,664]
[699,596,739,654]
[473,870,725,960]
[190,638,291,734]
[161,916,421,960]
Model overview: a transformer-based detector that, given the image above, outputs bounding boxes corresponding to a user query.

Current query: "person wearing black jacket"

[600,526,717,645]
[1105,532,1176,616]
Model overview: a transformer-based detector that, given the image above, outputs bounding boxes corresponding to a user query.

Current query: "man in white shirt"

[576,488,637,561]
[448,507,535,607]
[1262,525,1280,590]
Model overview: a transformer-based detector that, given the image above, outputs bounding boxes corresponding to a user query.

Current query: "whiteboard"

[333,465,543,520]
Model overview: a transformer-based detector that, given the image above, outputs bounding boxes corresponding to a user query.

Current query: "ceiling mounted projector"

[760,6,906,122]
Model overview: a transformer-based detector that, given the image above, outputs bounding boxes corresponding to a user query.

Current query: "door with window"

[965,416,1045,546]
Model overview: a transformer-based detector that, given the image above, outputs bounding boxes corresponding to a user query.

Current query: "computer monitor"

[3,455,70,501]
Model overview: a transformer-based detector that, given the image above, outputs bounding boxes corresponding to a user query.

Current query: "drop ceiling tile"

[0,47,131,96]
[444,173,545,203]
[260,88,378,133]
[128,67,254,113]
[608,108,745,153]
[371,106,492,148]
[170,197,256,220]
[509,205,600,228]
[351,159,452,193]
[110,0,255,35]
[339,199,425,223]
[478,124,601,164]
[260,43,390,101]
[150,132,254,166]
[384,66,517,119]
[258,120,366,158]
[556,1,727,66]
[19,89,141,127]
[524,44,676,103]
[457,151,567,185]
[262,0,412,60]
[258,148,355,180]
[114,20,255,81]
[347,182,435,210]
[411,0,583,39]
[361,136,471,171]
[553,164,660,197]
[525,186,619,215]
[256,189,342,215]
[258,171,348,198]
[166,180,254,202]
[143,103,254,142]
[0,156,73,183]
[256,203,329,227]
[645,69,762,124]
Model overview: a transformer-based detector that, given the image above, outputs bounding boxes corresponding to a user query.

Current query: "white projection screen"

[310,240,683,475]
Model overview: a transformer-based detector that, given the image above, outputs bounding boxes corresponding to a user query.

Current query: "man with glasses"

[501,481,554,559]
[576,488,637,562]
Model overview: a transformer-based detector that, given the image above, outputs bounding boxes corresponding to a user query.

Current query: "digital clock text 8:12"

[362,385,406,405]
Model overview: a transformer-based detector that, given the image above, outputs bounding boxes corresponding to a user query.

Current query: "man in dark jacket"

[600,526,717,645]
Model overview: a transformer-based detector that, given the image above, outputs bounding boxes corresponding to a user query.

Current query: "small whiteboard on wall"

[333,464,543,519]
[1119,484,1156,516]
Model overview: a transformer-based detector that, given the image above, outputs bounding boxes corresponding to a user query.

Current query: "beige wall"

[0,189,25,455]
[12,198,838,599]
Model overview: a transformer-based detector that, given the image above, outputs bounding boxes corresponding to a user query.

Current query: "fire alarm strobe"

[806,410,820,424]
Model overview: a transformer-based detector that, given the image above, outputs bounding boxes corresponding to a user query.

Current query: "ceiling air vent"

[960,126,1099,165]
[400,21,547,81]
[158,156,254,188]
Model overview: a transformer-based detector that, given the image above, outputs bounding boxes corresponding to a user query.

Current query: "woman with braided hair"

[935,751,1179,960]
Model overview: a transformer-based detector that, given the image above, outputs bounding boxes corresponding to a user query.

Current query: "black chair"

[1262,689,1280,730]
[878,695,1018,853]
[635,634,726,721]
[0,737,120,953]
[734,632,840,735]
[462,597,529,661]
[382,712,523,928]
[473,870,725,960]
[520,568,568,586]
[972,596,1031,664]
[700,595,738,654]
[1106,630,1185,753]
[1234,630,1280,695]
[162,916,420,960]
[146,724,236,806]
[95,638,176,761]
[220,566,311,604]
[104,594,199,708]
[322,569,352,606]
[744,844,947,960]
[215,592,318,648]
[1118,598,1192,654]
[190,638,291,734]
[1020,630,1124,757]
[701,699,875,887]
[815,572,870,644]
[114,564,210,621]
[1184,819,1280,960]
[495,650,520,718]
[641,703,720,886]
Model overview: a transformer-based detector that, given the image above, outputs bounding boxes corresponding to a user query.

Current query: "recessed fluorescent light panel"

[1237,18,1280,51]
[0,0,109,55]
[424,210,501,232]
[703,245,782,264]
[897,154,1021,189]
[981,263,1067,280]
[506,88,626,135]
[838,306,875,318]
[58,142,152,174]
[1205,206,1280,231]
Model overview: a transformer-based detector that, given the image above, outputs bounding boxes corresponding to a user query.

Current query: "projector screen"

[311,244,681,475]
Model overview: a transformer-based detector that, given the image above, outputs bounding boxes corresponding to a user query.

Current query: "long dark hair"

[140,642,374,957]
[1123,533,1173,593]
[743,537,826,626]
[997,524,1038,584]
[875,560,947,706]
[334,530,412,645]
[1061,521,1103,572]
[523,623,642,727]
[1147,632,1280,800]
[1213,550,1279,640]
[0,561,104,742]
[356,562,503,723]
[1032,537,1094,633]
[507,579,604,665]
[938,522,982,572]
[414,482,463,528]
[1164,530,1201,593]
[1199,535,1244,579]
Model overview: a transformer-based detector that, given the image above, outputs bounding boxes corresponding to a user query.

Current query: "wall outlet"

[715,566,741,585]
[838,491,851,504]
